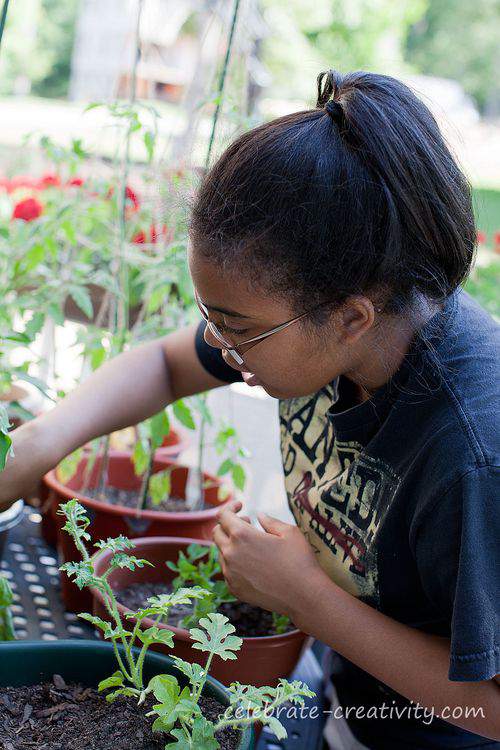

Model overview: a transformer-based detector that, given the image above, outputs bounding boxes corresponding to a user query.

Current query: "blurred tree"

[260,0,426,103]
[0,0,78,98]
[405,0,500,115]
[32,0,80,98]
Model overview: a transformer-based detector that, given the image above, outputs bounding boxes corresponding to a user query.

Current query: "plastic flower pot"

[0,640,254,749]
[39,431,190,548]
[43,453,232,612]
[91,537,311,690]
[0,500,24,562]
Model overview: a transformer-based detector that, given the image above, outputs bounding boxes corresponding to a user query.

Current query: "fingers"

[212,522,230,552]
[216,499,242,521]
[257,513,292,537]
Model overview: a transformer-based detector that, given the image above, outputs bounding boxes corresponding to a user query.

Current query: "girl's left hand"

[212,499,322,621]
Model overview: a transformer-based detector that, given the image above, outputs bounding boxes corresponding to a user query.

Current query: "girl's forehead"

[188,245,290,322]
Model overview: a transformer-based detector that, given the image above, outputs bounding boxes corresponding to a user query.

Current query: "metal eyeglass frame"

[195,288,337,366]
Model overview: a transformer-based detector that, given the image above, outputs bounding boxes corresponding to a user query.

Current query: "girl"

[2,70,499,748]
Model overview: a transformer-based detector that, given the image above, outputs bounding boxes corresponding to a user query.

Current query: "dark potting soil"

[85,485,211,513]
[0,674,241,750]
[116,581,296,638]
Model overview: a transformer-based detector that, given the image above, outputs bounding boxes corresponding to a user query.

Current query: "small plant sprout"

[58,499,315,749]
[167,543,291,634]
[167,543,237,629]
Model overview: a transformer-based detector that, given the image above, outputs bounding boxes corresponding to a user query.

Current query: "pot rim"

[91,536,305,644]
[43,457,231,521]
[106,428,191,458]
[0,499,24,532]
[0,639,254,748]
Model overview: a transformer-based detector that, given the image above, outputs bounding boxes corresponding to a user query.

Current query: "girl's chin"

[241,371,264,387]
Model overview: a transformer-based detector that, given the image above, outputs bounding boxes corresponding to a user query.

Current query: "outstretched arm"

[0,322,228,509]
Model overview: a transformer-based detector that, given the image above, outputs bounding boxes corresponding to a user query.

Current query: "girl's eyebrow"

[205,303,251,319]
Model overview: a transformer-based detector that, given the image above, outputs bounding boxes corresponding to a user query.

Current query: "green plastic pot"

[0,640,254,749]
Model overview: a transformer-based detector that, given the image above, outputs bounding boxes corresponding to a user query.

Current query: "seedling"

[0,575,15,641]
[58,499,314,749]
[167,543,237,628]
[167,543,291,635]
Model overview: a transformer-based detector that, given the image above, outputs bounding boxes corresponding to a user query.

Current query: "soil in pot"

[116,580,296,638]
[0,674,240,750]
[85,485,211,513]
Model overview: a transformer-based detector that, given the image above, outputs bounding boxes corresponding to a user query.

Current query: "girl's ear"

[337,296,376,343]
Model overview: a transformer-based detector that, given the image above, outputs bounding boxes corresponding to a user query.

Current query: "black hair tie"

[325,99,344,128]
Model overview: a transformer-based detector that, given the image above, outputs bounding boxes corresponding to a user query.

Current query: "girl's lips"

[241,371,264,387]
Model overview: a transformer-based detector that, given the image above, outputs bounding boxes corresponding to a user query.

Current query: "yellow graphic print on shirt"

[279,384,400,608]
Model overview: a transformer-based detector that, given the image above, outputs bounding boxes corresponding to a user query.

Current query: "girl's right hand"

[0,419,54,511]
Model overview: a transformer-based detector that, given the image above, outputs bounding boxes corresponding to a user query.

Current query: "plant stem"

[205,0,241,168]
[100,579,136,683]
[136,441,154,512]
[96,434,111,501]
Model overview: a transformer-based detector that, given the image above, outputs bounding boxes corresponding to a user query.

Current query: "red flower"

[107,184,140,213]
[12,197,43,222]
[493,231,500,246]
[38,173,61,189]
[476,230,487,245]
[67,177,84,187]
[132,224,169,245]
[125,185,140,211]
[132,230,147,244]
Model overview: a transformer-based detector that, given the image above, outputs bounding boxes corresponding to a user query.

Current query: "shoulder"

[418,291,499,472]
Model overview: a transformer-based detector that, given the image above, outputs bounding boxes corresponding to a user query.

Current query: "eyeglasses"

[194,289,335,366]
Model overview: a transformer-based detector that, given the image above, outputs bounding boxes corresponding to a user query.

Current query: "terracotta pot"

[40,432,190,547]
[44,454,232,612]
[91,537,311,690]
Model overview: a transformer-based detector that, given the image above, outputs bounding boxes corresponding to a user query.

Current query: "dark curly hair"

[190,69,476,319]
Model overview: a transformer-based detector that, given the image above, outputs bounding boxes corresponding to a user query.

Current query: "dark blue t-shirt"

[195,290,500,748]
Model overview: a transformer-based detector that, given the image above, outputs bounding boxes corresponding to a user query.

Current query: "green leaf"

[94,535,135,553]
[59,560,95,590]
[90,345,106,371]
[0,432,12,472]
[61,220,77,245]
[24,312,45,339]
[23,244,45,272]
[132,437,149,476]
[97,670,125,692]
[0,576,14,607]
[137,626,174,648]
[231,463,246,490]
[105,686,139,702]
[189,613,242,661]
[214,427,236,454]
[47,303,65,325]
[69,286,94,320]
[173,399,195,430]
[109,553,152,571]
[143,130,155,162]
[149,469,171,506]
[149,410,170,450]
[57,500,91,545]
[78,613,112,634]
[164,716,218,750]
[170,656,206,686]
[216,459,233,477]
[131,586,208,620]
